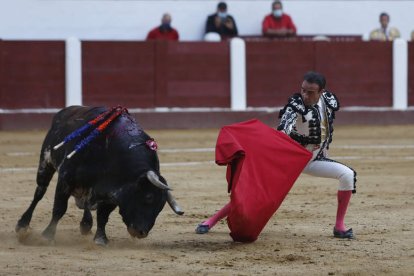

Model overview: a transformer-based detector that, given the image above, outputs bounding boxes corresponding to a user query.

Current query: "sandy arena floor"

[0,125,413,275]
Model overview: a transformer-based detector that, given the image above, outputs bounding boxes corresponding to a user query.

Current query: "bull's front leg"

[94,203,116,246]
[80,208,93,235]
[41,178,71,241]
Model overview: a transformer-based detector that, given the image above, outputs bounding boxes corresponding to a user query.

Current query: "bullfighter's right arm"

[277,93,312,146]
[277,106,298,136]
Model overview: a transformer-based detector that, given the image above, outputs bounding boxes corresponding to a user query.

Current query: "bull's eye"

[145,193,154,204]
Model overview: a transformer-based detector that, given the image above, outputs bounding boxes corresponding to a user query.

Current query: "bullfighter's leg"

[195,202,231,234]
[302,158,356,239]
[16,160,56,234]
[94,203,116,245]
[41,176,72,241]
[80,209,93,235]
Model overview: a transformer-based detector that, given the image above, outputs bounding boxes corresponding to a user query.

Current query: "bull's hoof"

[15,217,31,233]
[41,229,55,242]
[15,226,30,242]
[44,238,56,246]
[15,222,28,233]
[80,222,92,235]
[94,236,109,246]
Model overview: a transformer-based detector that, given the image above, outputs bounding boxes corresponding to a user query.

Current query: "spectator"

[146,13,179,41]
[262,1,296,38]
[205,2,238,39]
[369,12,400,41]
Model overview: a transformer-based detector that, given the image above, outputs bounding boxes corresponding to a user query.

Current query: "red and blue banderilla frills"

[53,106,157,159]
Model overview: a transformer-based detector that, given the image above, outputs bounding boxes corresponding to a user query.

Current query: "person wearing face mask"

[205,2,238,39]
[369,12,400,41]
[146,13,179,41]
[195,72,356,240]
[262,0,296,38]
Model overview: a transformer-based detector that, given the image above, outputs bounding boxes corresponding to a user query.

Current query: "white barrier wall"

[1,1,414,41]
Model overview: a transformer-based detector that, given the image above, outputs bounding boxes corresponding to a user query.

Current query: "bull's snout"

[127,226,148,239]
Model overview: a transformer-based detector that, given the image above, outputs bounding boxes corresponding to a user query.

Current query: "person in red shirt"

[262,1,296,38]
[146,13,179,41]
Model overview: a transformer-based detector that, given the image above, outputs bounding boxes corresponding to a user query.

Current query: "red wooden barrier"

[82,41,230,108]
[246,41,314,107]
[82,41,156,107]
[316,41,392,107]
[246,41,393,107]
[0,40,65,109]
[0,40,408,110]
[154,41,230,107]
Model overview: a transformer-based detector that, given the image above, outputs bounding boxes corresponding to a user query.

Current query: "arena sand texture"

[0,125,413,275]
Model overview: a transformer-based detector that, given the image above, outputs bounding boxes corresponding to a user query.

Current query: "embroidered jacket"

[277,91,340,151]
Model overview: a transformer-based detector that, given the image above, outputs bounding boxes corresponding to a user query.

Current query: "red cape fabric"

[215,119,312,242]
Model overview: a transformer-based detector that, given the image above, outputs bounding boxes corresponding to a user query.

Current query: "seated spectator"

[146,13,179,41]
[369,12,400,41]
[262,1,296,38]
[205,2,238,39]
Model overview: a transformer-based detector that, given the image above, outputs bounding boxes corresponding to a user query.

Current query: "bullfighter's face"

[301,80,322,107]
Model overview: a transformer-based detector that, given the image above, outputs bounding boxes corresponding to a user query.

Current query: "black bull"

[15,106,184,245]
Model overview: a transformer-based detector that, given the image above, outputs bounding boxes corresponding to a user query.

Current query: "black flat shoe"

[333,227,354,239]
[195,224,210,234]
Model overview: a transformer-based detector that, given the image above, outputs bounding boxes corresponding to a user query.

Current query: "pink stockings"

[335,190,352,232]
[202,202,231,228]
[201,191,351,231]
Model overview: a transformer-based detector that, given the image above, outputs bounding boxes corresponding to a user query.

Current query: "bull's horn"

[146,171,171,190]
[167,191,184,215]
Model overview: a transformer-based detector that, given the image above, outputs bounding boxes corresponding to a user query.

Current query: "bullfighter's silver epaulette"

[278,93,306,118]
[322,90,340,111]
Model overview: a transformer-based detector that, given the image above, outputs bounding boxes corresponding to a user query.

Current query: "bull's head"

[114,170,183,239]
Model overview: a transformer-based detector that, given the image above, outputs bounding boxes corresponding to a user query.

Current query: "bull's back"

[52,106,107,131]
[44,106,105,144]
[37,105,158,194]
[39,106,107,166]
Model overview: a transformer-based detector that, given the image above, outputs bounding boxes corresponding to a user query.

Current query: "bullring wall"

[1,40,414,129]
